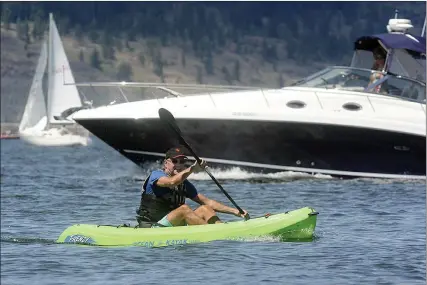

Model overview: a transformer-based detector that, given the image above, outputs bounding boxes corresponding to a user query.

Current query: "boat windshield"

[292,66,426,103]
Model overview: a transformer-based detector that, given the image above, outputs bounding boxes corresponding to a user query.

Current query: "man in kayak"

[136,146,249,227]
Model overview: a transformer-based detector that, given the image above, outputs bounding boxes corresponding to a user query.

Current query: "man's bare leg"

[166,205,207,226]
[194,205,222,224]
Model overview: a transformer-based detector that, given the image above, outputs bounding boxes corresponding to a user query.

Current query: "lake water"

[1,138,425,284]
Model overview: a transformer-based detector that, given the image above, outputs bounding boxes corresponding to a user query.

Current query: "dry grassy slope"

[71,33,320,86]
[1,23,330,123]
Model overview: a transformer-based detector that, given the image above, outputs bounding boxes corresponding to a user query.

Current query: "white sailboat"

[19,13,89,146]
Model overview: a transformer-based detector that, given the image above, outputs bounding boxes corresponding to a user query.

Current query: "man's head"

[373,47,386,61]
[371,47,386,70]
[163,146,189,175]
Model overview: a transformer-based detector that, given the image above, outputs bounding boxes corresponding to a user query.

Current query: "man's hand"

[190,159,207,173]
[234,209,250,220]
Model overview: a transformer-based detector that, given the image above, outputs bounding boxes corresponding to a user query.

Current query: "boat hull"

[19,130,90,147]
[57,207,318,247]
[74,117,426,179]
[0,134,20,140]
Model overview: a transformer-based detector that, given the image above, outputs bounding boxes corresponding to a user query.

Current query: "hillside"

[0,23,328,123]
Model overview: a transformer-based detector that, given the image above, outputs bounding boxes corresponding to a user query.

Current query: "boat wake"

[135,162,424,183]
[228,235,282,243]
[1,236,56,245]
[227,231,319,243]
[135,162,332,183]
[190,167,332,182]
[354,177,427,185]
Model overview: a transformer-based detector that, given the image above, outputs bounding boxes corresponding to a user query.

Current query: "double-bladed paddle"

[158,108,249,220]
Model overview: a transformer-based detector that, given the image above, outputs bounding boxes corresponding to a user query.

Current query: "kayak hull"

[56,207,318,247]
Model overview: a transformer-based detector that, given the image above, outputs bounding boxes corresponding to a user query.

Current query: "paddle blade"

[158,108,182,136]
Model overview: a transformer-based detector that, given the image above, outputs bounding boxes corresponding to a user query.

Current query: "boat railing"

[65,80,425,113]
[64,81,267,108]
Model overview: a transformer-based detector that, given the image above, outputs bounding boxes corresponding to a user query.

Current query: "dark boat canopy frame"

[354,33,426,55]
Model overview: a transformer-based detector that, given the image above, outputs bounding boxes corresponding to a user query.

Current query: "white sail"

[47,13,82,125]
[19,40,48,132]
[19,13,89,147]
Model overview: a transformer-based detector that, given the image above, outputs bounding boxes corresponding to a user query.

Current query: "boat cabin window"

[351,49,378,70]
[293,66,426,103]
[389,49,426,82]
[385,75,426,101]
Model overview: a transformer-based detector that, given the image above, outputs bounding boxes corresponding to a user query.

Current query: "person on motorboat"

[136,146,249,228]
[371,46,386,71]
[368,46,387,93]
[368,47,388,93]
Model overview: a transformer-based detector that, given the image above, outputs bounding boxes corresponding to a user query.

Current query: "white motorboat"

[69,15,426,179]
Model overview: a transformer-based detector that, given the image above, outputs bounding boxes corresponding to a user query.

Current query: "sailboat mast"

[46,13,53,129]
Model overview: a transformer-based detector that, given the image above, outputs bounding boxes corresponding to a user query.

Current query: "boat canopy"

[355,33,426,54]
[351,33,426,82]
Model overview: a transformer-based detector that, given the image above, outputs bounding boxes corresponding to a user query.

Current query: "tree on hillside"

[196,66,203,84]
[125,39,133,52]
[74,24,84,44]
[233,60,240,81]
[146,39,158,59]
[101,31,115,60]
[160,32,169,47]
[116,61,133,81]
[79,49,84,62]
[102,44,115,60]
[90,48,102,70]
[276,23,292,40]
[20,20,30,46]
[181,49,186,67]
[222,66,232,85]
[1,5,11,30]
[32,15,45,40]
[16,19,26,41]
[16,17,22,36]
[29,8,46,40]
[115,38,123,52]
[204,52,214,75]
[138,52,145,66]
[278,73,285,88]
[153,51,164,81]
[101,30,113,46]
[127,29,137,42]
[89,29,99,43]
[58,17,70,36]
[262,38,278,63]
[272,61,277,72]
[261,17,270,38]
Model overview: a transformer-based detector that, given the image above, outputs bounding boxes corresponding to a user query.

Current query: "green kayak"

[56,207,318,247]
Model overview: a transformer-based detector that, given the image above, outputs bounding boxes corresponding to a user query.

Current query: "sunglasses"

[170,158,187,164]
